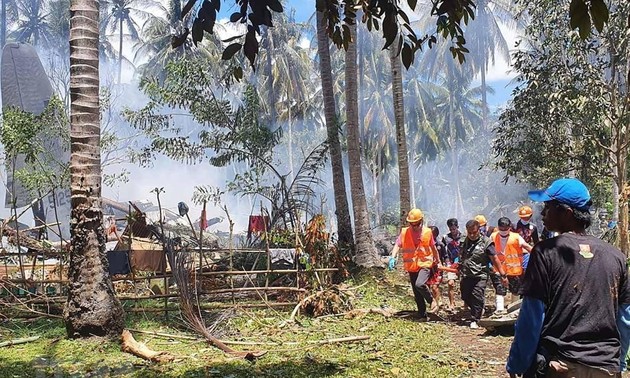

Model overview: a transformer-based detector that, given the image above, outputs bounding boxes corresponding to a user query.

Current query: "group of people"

[388,177,630,377]
[388,206,537,327]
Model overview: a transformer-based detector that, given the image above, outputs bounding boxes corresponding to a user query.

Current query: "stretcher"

[478,300,522,329]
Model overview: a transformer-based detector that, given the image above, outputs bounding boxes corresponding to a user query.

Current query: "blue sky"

[280,0,516,109]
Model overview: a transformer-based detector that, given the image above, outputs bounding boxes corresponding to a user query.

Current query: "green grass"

[0,271,465,377]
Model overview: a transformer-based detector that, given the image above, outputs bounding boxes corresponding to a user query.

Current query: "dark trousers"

[489,272,507,296]
[490,272,521,295]
[408,269,433,317]
[461,277,487,321]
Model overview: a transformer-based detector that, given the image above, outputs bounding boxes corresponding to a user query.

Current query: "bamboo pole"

[1,268,340,286]
[0,336,40,347]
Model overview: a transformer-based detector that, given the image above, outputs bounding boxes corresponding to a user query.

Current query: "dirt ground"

[424,286,515,377]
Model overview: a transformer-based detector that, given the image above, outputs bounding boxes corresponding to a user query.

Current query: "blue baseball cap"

[528,178,592,211]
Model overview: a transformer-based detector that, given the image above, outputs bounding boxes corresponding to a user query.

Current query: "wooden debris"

[121,330,175,363]
[126,329,198,341]
[343,307,396,319]
[0,336,40,347]
[124,329,368,348]
[289,285,354,321]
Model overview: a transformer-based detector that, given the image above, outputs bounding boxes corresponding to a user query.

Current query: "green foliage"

[125,59,281,169]
[0,277,471,377]
[126,58,329,228]
[227,142,329,229]
[0,96,70,195]
[493,0,629,196]
[173,0,477,76]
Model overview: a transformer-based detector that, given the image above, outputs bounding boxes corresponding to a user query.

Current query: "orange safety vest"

[400,226,434,272]
[493,232,523,276]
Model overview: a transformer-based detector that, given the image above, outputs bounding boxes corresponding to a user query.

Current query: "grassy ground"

[1,270,513,377]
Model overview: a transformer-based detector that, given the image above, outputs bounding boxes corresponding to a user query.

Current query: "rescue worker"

[513,205,540,246]
[493,217,532,312]
[459,219,508,328]
[475,214,495,237]
[507,177,630,377]
[513,206,539,272]
[389,209,442,321]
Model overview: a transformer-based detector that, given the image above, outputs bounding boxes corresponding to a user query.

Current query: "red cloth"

[426,267,442,285]
[248,215,268,233]
[200,203,208,230]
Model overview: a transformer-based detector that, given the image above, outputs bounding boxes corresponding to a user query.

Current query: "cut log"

[121,330,175,363]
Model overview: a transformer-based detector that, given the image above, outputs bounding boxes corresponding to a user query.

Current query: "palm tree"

[133,0,208,81]
[345,19,380,267]
[404,73,443,204]
[64,0,124,337]
[355,26,396,224]
[1,0,18,46]
[11,0,53,46]
[465,0,521,129]
[256,11,314,180]
[101,0,160,83]
[315,4,353,252]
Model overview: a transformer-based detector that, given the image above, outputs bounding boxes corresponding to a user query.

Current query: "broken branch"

[121,330,175,363]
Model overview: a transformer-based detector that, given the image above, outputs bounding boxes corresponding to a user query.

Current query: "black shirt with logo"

[521,233,630,371]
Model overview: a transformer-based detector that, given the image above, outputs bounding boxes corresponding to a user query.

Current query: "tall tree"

[316,2,353,252]
[64,0,124,337]
[133,0,212,82]
[1,0,19,46]
[465,0,520,129]
[101,0,159,83]
[494,0,630,256]
[416,16,483,218]
[11,0,53,45]
[390,35,410,226]
[345,18,380,267]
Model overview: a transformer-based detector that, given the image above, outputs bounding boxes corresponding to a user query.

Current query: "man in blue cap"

[506,177,630,377]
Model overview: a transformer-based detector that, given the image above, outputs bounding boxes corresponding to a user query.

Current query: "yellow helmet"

[474,215,487,226]
[406,208,424,223]
[518,205,533,219]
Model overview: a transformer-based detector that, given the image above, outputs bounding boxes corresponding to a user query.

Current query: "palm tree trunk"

[345,20,379,267]
[118,17,123,84]
[479,4,488,130]
[390,36,410,226]
[288,106,294,183]
[316,7,353,251]
[263,26,276,123]
[447,71,464,218]
[480,65,487,130]
[410,148,416,208]
[65,0,124,338]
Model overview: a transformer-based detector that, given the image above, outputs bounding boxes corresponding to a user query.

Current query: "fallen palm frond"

[166,244,266,360]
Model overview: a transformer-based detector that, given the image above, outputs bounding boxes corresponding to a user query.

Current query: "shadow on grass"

[0,355,346,378]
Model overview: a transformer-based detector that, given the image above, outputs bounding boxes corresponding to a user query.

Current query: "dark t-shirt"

[513,220,540,245]
[435,239,447,265]
[442,232,463,263]
[521,233,630,371]
[459,235,496,279]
